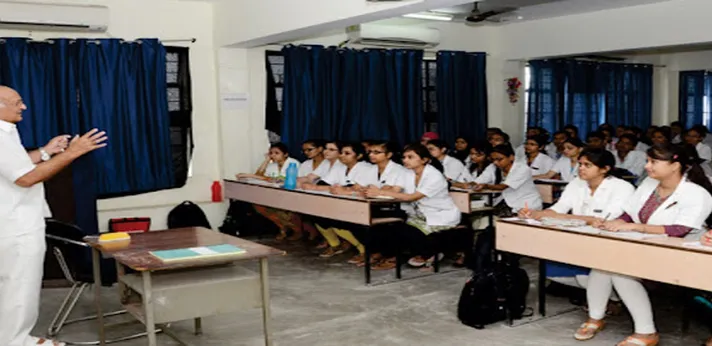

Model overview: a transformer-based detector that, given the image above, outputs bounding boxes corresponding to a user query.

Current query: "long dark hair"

[452,136,471,163]
[526,134,549,156]
[469,141,492,176]
[403,143,445,174]
[490,144,515,184]
[578,148,623,179]
[342,142,367,162]
[647,143,712,224]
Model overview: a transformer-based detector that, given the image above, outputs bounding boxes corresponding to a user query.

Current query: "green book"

[150,244,246,263]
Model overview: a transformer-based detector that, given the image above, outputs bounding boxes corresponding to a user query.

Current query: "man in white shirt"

[613,134,647,177]
[0,86,108,346]
[670,121,683,144]
[686,125,712,162]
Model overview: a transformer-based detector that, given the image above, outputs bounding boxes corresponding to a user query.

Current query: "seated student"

[452,136,470,164]
[298,139,327,177]
[670,121,684,144]
[519,148,634,308]
[473,144,543,214]
[236,143,303,240]
[625,126,650,152]
[451,141,495,190]
[685,125,712,162]
[563,124,579,140]
[534,137,585,182]
[586,131,607,150]
[420,132,439,146]
[426,139,468,182]
[577,143,712,346]
[298,140,346,185]
[613,134,647,177]
[515,127,543,160]
[546,130,570,160]
[524,134,555,176]
[650,127,671,146]
[598,127,616,152]
[365,143,461,269]
[304,143,378,258]
[486,127,503,143]
[488,130,510,148]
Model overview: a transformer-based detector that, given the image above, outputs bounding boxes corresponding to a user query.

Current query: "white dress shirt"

[551,156,579,182]
[550,177,635,219]
[441,155,467,182]
[264,157,300,178]
[0,120,51,237]
[697,142,712,162]
[613,150,647,177]
[401,164,461,227]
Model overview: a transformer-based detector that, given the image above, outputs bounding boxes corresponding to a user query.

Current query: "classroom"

[3,0,712,345]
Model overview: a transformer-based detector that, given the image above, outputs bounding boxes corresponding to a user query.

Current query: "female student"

[298,140,346,185]
[452,136,470,164]
[535,137,585,182]
[524,135,555,176]
[365,143,461,269]
[298,139,327,177]
[303,143,378,258]
[472,144,543,214]
[426,139,468,182]
[451,141,495,190]
[519,149,634,308]
[236,142,303,240]
[576,143,712,346]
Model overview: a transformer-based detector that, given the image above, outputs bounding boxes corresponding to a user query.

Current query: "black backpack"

[167,201,212,229]
[457,228,531,329]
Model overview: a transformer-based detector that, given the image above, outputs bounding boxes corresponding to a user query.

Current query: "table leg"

[115,261,128,304]
[194,318,203,335]
[91,249,106,346]
[142,271,157,346]
[364,227,371,285]
[260,258,272,346]
[538,259,546,316]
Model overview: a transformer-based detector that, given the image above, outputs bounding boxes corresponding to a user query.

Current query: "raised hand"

[66,129,108,157]
[44,135,71,155]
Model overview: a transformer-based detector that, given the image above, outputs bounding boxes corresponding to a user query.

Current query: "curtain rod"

[268,41,490,55]
[507,58,666,68]
[0,37,196,44]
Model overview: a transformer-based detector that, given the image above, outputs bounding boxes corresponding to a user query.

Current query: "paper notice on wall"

[221,92,249,110]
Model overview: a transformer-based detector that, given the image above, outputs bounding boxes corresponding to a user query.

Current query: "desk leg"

[142,272,157,346]
[194,318,203,335]
[260,258,272,346]
[91,249,106,346]
[364,227,371,285]
[115,261,127,304]
[538,259,546,317]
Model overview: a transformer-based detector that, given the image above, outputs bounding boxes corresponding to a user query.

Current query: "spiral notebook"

[150,244,246,263]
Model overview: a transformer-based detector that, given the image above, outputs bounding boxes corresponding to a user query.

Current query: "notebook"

[150,244,247,263]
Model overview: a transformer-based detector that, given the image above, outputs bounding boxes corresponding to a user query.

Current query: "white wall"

[1,0,226,230]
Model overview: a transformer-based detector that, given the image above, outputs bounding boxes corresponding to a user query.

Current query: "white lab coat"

[613,150,647,177]
[635,142,650,152]
[401,165,461,227]
[298,158,328,177]
[375,161,407,189]
[545,143,561,160]
[0,120,50,346]
[515,145,526,160]
[441,155,468,182]
[697,142,712,162]
[312,159,346,180]
[475,161,543,211]
[527,153,555,176]
[623,177,712,237]
[264,157,300,178]
[550,177,635,219]
[323,161,377,187]
[551,156,579,182]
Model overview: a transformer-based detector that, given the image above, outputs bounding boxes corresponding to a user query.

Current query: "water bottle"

[284,162,298,190]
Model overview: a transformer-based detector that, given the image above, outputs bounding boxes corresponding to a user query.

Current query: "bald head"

[0,86,26,123]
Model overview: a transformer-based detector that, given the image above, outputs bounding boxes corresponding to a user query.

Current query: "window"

[266,51,284,143]
[679,71,712,128]
[165,46,193,187]
[524,65,531,133]
[422,59,438,132]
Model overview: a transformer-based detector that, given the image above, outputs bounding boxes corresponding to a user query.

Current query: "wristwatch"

[39,147,51,162]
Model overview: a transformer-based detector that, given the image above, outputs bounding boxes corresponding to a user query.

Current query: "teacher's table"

[86,227,284,346]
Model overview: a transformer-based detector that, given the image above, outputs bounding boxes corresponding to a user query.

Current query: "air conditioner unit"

[0,2,109,32]
[346,24,440,49]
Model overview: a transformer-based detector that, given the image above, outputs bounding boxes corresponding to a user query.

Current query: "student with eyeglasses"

[298,139,326,178]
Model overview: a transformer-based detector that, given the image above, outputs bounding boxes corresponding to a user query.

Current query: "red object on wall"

[212,181,223,202]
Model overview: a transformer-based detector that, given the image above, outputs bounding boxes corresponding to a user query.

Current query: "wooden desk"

[495,220,712,316]
[534,180,568,205]
[448,189,499,215]
[86,228,284,346]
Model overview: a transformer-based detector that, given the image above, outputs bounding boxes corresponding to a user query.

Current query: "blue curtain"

[528,59,652,137]
[281,45,423,158]
[76,39,173,195]
[679,70,709,128]
[436,51,487,144]
[604,64,653,130]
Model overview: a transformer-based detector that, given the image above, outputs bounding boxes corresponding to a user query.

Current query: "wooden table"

[534,180,568,205]
[495,220,712,317]
[86,227,284,346]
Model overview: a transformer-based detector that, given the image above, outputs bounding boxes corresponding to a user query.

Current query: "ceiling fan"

[465,2,518,24]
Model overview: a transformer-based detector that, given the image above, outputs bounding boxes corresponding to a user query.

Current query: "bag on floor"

[457,227,531,329]
[167,201,212,229]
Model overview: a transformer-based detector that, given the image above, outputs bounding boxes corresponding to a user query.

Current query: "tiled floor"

[35,239,712,345]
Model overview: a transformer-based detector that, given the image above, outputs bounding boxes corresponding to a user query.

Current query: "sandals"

[371,257,397,271]
[616,334,659,346]
[318,242,351,258]
[574,319,606,341]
